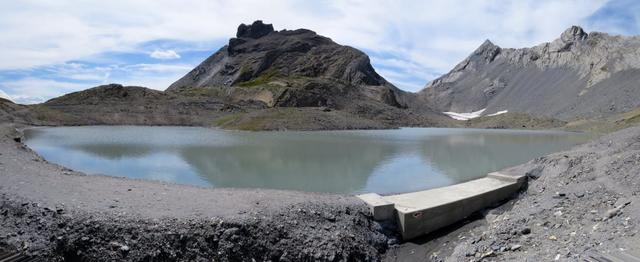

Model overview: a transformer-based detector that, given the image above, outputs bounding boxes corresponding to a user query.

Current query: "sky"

[0,0,639,104]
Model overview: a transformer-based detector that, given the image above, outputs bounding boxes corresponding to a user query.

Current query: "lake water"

[24,126,589,194]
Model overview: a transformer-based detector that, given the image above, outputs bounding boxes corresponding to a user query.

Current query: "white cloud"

[0,1,609,71]
[0,89,12,102]
[0,62,194,104]
[150,49,181,60]
[0,78,89,104]
[124,63,193,73]
[0,0,617,101]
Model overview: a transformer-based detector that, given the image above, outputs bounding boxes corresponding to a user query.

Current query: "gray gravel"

[386,124,640,261]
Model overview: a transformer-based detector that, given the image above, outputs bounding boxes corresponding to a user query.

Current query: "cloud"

[0,1,610,71]
[0,0,631,101]
[150,49,181,60]
[0,78,89,104]
[0,89,12,102]
[0,61,194,104]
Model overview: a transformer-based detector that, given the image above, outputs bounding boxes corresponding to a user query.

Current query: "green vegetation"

[176,86,227,97]
[237,68,279,87]
[465,112,566,130]
[215,108,301,131]
[30,105,76,122]
[565,108,640,135]
[213,113,246,127]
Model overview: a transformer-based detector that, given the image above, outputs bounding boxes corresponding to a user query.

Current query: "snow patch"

[0,89,12,102]
[487,110,508,117]
[443,108,486,121]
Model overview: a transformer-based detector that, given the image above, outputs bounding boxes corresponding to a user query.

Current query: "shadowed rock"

[236,20,274,39]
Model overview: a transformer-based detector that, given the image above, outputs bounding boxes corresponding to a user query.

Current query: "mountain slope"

[169,21,389,91]
[40,84,240,126]
[167,20,448,128]
[167,20,402,107]
[419,26,640,121]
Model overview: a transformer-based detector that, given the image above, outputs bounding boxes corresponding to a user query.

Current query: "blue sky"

[0,0,638,104]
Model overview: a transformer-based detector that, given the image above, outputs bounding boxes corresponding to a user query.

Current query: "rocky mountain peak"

[560,25,588,42]
[169,21,392,91]
[473,39,501,62]
[420,25,640,121]
[236,20,274,39]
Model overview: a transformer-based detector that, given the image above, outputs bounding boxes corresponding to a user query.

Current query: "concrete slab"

[382,172,526,240]
[356,193,395,221]
[487,171,527,184]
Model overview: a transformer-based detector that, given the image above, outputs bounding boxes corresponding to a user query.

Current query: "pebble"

[521,227,531,235]
[510,244,522,251]
[481,250,495,258]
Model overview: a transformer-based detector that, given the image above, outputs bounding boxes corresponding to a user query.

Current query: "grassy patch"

[176,86,227,97]
[216,108,300,131]
[565,108,640,135]
[29,105,76,122]
[213,113,245,126]
[465,112,565,130]
[237,68,279,87]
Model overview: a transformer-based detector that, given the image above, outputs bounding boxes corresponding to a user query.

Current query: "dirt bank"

[386,125,640,261]
[0,124,391,261]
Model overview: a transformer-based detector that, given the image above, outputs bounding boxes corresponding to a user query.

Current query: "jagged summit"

[560,25,588,42]
[167,20,410,110]
[168,20,389,91]
[236,20,274,39]
[472,39,501,63]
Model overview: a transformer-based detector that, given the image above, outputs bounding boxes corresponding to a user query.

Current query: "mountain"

[168,20,403,108]
[38,83,253,126]
[166,21,447,129]
[29,21,448,130]
[419,26,640,121]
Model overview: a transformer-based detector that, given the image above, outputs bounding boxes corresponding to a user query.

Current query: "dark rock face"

[163,20,450,128]
[167,20,398,108]
[236,20,274,39]
[168,23,388,89]
[419,25,640,120]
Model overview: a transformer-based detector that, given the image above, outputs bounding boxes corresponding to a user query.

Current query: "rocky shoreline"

[2,122,640,261]
[386,125,640,261]
[0,124,392,261]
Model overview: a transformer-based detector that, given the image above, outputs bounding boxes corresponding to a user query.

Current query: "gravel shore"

[3,122,640,261]
[386,125,640,261]
[0,124,390,261]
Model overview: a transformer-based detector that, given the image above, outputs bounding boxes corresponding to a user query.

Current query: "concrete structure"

[358,172,527,240]
[356,193,395,221]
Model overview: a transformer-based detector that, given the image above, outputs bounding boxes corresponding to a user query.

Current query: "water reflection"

[24,126,589,194]
[72,144,154,159]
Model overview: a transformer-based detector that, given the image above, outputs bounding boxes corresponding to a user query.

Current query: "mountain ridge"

[419,25,640,121]
[5,22,640,131]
